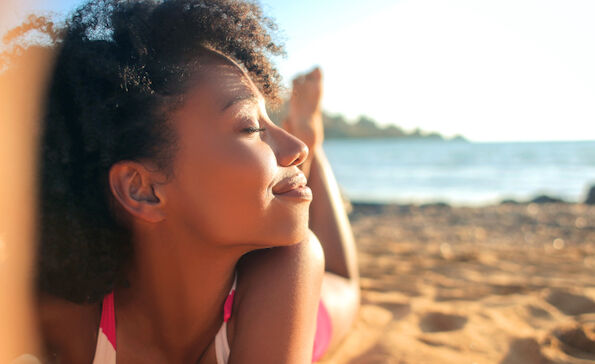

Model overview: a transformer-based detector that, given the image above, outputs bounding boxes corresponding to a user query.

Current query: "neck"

[114,223,250,362]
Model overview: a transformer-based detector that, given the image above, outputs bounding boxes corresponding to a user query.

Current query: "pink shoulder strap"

[223,288,236,322]
[99,292,117,349]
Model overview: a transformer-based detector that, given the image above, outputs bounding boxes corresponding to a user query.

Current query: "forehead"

[193,56,263,109]
[171,57,265,131]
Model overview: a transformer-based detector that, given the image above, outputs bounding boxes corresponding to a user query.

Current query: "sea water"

[323,139,595,205]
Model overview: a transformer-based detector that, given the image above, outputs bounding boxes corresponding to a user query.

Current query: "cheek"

[170,136,278,243]
[211,139,277,213]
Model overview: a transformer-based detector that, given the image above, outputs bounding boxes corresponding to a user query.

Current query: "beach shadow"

[489,284,526,295]
[552,324,595,361]
[545,290,595,316]
[349,343,403,364]
[417,336,460,350]
[418,312,468,333]
[377,302,411,320]
[527,305,552,319]
[499,338,553,364]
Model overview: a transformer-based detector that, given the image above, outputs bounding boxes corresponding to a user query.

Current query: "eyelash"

[243,127,267,134]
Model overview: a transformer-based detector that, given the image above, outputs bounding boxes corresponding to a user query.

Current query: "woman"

[11,0,360,362]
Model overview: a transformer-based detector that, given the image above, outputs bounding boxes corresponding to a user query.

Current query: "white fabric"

[214,321,231,364]
[92,329,116,364]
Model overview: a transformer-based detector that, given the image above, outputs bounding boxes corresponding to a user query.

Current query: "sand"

[319,202,595,364]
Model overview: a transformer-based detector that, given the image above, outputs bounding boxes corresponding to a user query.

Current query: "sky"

[2,0,594,142]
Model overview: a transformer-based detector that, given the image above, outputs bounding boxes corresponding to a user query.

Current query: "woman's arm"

[229,233,325,364]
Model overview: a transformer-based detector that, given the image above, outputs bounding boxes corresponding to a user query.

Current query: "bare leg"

[282,67,324,179]
[283,67,358,280]
[282,68,360,355]
[308,148,359,281]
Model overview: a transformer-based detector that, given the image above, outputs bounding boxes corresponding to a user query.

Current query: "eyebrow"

[221,93,260,112]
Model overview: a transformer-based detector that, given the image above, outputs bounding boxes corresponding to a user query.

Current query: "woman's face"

[160,60,311,248]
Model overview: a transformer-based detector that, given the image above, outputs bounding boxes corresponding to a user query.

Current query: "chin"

[285,209,310,244]
[249,203,310,247]
[266,214,310,247]
[285,224,310,245]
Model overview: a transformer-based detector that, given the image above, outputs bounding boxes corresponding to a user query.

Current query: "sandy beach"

[320,202,595,364]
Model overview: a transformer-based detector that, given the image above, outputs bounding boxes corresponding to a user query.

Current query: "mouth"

[272,173,313,201]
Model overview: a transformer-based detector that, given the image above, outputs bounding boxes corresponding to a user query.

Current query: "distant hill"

[268,103,467,142]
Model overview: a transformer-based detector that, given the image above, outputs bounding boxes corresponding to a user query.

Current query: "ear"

[108,161,167,223]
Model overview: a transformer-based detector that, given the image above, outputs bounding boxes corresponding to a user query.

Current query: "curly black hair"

[2,0,285,303]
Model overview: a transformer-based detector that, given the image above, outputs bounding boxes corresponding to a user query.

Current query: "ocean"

[323,139,595,205]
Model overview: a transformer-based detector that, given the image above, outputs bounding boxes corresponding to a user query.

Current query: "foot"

[283,67,325,153]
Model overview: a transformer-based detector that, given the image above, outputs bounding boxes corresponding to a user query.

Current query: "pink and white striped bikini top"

[92,277,237,364]
[91,276,332,363]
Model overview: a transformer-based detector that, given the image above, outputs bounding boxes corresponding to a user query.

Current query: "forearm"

[308,147,359,282]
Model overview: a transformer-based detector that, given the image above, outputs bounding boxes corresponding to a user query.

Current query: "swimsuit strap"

[92,293,116,364]
[91,275,331,363]
[215,274,237,363]
[91,275,238,364]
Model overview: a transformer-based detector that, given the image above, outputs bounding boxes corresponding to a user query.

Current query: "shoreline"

[350,195,590,207]
[347,194,594,213]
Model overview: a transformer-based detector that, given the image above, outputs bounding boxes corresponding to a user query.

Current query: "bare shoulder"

[37,294,101,364]
[237,230,324,287]
[228,231,324,363]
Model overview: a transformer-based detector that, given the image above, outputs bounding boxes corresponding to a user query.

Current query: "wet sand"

[320,202,595,364]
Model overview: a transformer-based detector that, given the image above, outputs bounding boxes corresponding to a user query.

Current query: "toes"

[293,67,322,86]
[306,67,322,81]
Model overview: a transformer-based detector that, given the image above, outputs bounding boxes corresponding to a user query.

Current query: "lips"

[272,173,313,200]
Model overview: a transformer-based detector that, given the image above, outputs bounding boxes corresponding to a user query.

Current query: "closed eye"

[243,127,267,134]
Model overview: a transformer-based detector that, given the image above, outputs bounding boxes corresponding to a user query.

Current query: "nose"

[272,126,309,167]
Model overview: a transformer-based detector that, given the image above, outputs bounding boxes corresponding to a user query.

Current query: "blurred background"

[1,1,594,363]
[2,0,594,205]
[268,0,595,206]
